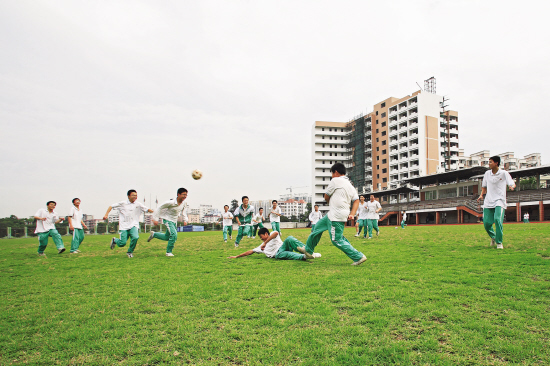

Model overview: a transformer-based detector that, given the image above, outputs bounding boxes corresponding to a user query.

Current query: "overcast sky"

[1,0,548,219]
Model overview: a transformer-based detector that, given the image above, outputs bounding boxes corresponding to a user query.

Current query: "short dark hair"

[46,201,56,206]
[224,205,229,208]
[314,205,319,208]
[127,189,137,196]
[272,200,277,204]
[242,196,248,201]
[489,155,501,166]
[72,198,80,204]
[331,163,346,175]
[177,188,188,195]
[258,227,270,236]
[259,207,263,211]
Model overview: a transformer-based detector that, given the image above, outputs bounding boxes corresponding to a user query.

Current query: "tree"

[280,215,290,222]
[302,202,312,222]
[230,199,239,212]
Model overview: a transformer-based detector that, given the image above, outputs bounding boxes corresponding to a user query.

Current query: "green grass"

[1,223,550,365]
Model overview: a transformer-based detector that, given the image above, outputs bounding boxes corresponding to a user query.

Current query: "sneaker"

[75,250,81,253]
[351,255,367,266]
[354,234,359,237]
[490,238,495,246]
[110,238,116,250]
[234,242,239,248]
[58,248,66,254]
[127,253,133,258]
[147,231,155,242]
[303,251,314,259]
[312,253,322,258]
[166,253,175,257]
[252,236,255,239]
[38,252,46,256]
[230,235,232,239]
[376,231,379,237]
[296,246,306,254]
[496,243,503,249]
[70,251,77,254]
[368,237,372,240]
[224,240,227,243]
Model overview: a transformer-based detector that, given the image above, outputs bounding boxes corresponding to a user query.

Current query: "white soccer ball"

[191,169,203,180]
[312,253,322,258]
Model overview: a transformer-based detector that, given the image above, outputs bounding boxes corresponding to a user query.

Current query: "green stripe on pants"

[252,223,264,237]
[223,225,233,241]
[483,207,504,244]
[70,228,85,252]
[367,219,379,238]
[274,236,305,260]
[153,220,178,253]
[114,227,140,253]
[271,222,281,233]
[305,215,364,262]
[37,229,64,253]
[235,225,250,244]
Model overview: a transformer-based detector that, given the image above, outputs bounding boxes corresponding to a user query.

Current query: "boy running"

[400,211,407,229]
[147,188,189,256]
[251,208,265,239]
[304,163,367,265]
[228,228,321,261]
[270,200,282,234]
[34,201,66,256]
[308,205,323,232]
[355,195,368,238]
[68,198,88,253]
[477,155,515,249]
[366,195,382,238]
[219,205,233,242]
[233,196,254,248]
[104,190,153,258]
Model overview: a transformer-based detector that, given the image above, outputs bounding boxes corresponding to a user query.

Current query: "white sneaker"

[367,237,372,240]
[147,231,155,242]
[376,231,379,237]
[127,253,133,258]
[224,240,227,243]
[496,243,503,249]
[351,255,367,266]
[490,238,495,246]
[354,234,359,237]
[312,253,322,258]
[38,253,46,257]
[230,235,232,239]
[234,242,239,248]
[58,248,66,254]
[166,253,175,257]
[252,236,255,239]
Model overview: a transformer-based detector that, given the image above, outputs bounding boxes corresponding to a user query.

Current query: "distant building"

[201,213,221,224]
[458,150,542,170]
[278,199,308,218]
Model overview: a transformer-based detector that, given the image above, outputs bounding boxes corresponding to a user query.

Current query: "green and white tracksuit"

[114,227,140,252]
[481,168,515,245]
[401,213,407,229]
[111,199,150,253]
[234,204,254,244]
[252,233,305,261]
[523,214,529,223]
[35,208,65,254]
[221,211,233,241]
[251,213,264,237]
[152,198,189,253]
[366,200,381,238]
[357,202,368,237]
[69,205,85,252]
[309,211,323,232]
[270,206,282,233]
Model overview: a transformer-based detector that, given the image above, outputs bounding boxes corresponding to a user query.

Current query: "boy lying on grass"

[228,228,321,261]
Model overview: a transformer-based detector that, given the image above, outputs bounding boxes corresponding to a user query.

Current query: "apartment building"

[458,150,542,170]
[278,199,307,218]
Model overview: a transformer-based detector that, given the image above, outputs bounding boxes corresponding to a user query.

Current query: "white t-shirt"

[357,201,368,220]
[482,168,515,209]
[252,231,284,258]
[69,206,83,229]
[35,208,60,233]
[222,212,233,226]
[309,211,323,224]
[270,206,281,222]
[366,200,381,220]
[402,213,407,221]
[153,198,188,223]
[524,213,529,219]
[326,176,359,222]
[111,200,149,230]
[253,213,263,224]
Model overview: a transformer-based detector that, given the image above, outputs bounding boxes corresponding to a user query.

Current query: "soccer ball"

[191,169,202,180]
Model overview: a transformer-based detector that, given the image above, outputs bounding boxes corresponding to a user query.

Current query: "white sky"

[1,0,549,218]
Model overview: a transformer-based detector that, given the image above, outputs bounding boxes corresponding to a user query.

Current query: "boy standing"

[366,195,381,239]
[523,212,530,223]
[251,208,265,239]
[355,195,368,238]
[400,211,407,229]
[477,155,515,249]
[233,196,254,248]
[34,201,66,256]
[68,198,88,253]
[308,205,323,232]
[270,200,282,234]
[148,188,189,256]
[104,190,153,258]
[304,163,367,266]
[219,205,234,242]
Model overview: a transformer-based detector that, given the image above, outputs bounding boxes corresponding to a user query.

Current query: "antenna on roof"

[416,82,423,91]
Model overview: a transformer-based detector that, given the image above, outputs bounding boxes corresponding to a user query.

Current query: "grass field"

[1,223,550,365]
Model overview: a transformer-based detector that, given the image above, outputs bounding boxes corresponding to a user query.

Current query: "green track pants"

[274,236,306,260]
[153,220,177,253]
[37,229,65,254]
[367,219,379,238]
[70,228,85,252]
[271,222,281,233]
[357,219,368,237]
[252,223,264,237]
[401,219,407,229]
[235,225,251,244]
[305,215,364,262]
[223,225,233,241]
[483,207,505,244]
[114,227,140,253]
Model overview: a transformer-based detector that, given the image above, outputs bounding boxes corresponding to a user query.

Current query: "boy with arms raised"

[233,196,254,248]
[304,163,367,266]
[68,198,88,253]
[269,200,282,234]
[147,188,189,256]
[34,201,66,256]
[104,190,153,258]
[251,207,265,239]
[366,195,382,239]
[218,205,233,242]
[477,155,515,249]
[308,205,323,232]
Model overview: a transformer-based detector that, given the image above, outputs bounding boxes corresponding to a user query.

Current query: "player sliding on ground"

[228,228,321,261]
[147,188,189,256]
[366,195,381,239]
[34,201,66,256]
[477,155,515,249]
[104,190,153,258]
[68,198,88,253]
[233,196,254,248]
[303,163,367,266]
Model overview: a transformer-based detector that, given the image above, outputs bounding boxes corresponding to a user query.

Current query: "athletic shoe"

[147,231,155,242]
[376,231,379,236]
[303,251,314,259]
[351,255,367,266]
[354,234,359,237]
[58,248,66,254]
[75,250,81,253]
[496,243,503,249]
[490,238,495,246]
[296,246,306,254]
[224,240,227,243]
[312,253,322,258]
[110,238,116,250]
[70,251,77,254]
[38,253,46,256]
[368,237,372,240]
[234,242,239,248]
[230,235,232,239]
[252,236,255,239]
[166,253,175,257]
[127,253,133,258]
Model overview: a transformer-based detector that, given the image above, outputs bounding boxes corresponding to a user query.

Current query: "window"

[329,128,332,132]
[323,160,325,164]
[376,147,379,151]
[341,137,344,140]
[376,138,379,142]
[322,128,325,131]
[376,120,379,124]
[341,144,344,148]
[381,112,386,118]
[322,144,325,148]
[329,136,332,140]
[330,161,333,164]
[323,177,325,181]
[322,169,325,172]
[322,152,325,156]
[329,153,332,156]
[376,156,380,161]
[376,165,379,169]
[329,144,332,148]
[382,131,386,136]
[376,129,379,133]
[322,136,325,139]
[382,159,387,164]
[381,102,386,108]
[377,174,380,179]
[382,168,387,173]
[382,177,387,183]
[382,149,386,154]
[382,121,386,127]
[376,111,379,116]
[341,129,343,132]
[382,140,387,146]
[425,191,436,200]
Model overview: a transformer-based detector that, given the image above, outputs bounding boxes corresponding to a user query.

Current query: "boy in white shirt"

[523,213,529,223]
[355,195,368,238]
[304,163,367,265]
[233,196,254,248]
[477,156,516,249]
[218,205,234,242]
[251,208,265,238]
[228,228,321,261]
[308,205,323,232]
[147,188,189,256]
[68,198,88,254]
[401,211,407,229]
[104,189,154,258]
[366,195,382,238]
[34,201,66,256]
[270,200,282,234]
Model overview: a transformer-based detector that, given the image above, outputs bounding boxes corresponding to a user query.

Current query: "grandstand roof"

[402,166,488,187]
[469,165,550,180]
[362,186,418,197]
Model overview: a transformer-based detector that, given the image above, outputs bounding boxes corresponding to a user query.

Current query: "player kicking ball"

[228,228,321,261]
[147,188,189,256]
